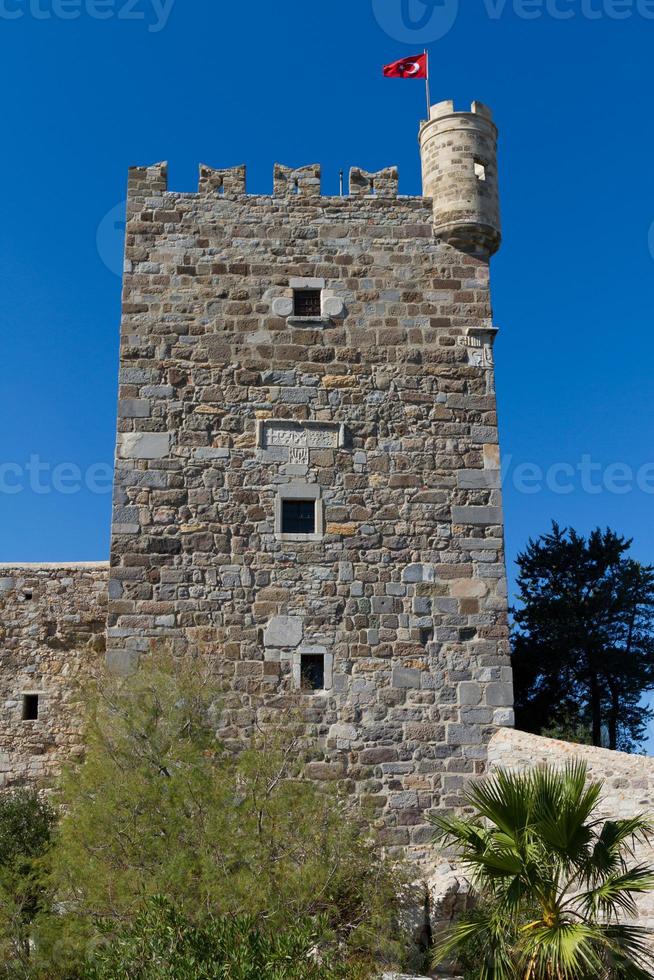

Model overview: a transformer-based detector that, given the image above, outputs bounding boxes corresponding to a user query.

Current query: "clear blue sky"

[1,0,653,711]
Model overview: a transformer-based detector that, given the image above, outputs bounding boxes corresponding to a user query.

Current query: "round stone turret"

[419,100,501,257]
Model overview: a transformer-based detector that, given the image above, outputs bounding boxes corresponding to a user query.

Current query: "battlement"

[126,99,500,257]
[127,162,403,200]
[427,99,495,123]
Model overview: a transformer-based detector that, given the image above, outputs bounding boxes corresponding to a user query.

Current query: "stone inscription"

[259,422,344,464]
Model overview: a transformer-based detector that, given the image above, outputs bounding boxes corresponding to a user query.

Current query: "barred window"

[281,500,316,535]
[293,289,321,317]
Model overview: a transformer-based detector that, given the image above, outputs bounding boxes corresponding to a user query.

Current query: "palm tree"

[431,762,654,979]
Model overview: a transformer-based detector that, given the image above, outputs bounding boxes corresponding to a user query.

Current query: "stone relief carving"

[457,334,496,393]
[257,421,345,465]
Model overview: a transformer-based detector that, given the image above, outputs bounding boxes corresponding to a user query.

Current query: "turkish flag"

[383,54,428,79]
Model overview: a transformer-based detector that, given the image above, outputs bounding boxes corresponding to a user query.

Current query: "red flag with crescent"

[383,54,428,79]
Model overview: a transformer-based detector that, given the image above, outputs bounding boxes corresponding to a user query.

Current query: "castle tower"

[107,107,514,856]
[419,100,501,257]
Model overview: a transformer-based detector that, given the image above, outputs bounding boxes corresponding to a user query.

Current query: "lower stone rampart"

[0,563,109,787]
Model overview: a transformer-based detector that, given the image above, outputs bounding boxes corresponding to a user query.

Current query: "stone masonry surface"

[106,100,513,858]
[0,564,108,787]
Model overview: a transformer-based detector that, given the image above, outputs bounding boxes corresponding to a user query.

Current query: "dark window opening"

[293,178,300,195]
[22,695,39,721]
[281,499,316,535]
[369,178,376,196]
[293,289,321,318]
[301,654,324,691]
[23,592,33,601]
[217,178,224,196]
[419,627,434,647]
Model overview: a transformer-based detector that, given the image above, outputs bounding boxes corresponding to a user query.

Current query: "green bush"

[84,897,368,979]
[0,789,56,976]
[29,653,409,977]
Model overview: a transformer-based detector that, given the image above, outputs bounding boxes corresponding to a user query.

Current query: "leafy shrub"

[33,653,409,976]
[85,897,369,979]
[0,789,56,976]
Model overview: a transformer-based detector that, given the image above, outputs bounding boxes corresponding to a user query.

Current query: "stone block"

[451,506,503,526]
[486,682,514,706]
[118,399,151,419]
[263,616,303,649]
[388,791,419,809]
[359,747,399,764]
[458,682,482,706]
[106,650,140,676]
[446,723,482,745]
[118,432,171,460]
[457,469,501,489]
[392,668,422,689]
[493,707,515,726]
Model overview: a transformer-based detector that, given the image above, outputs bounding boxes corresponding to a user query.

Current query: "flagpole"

[424,48,431,118]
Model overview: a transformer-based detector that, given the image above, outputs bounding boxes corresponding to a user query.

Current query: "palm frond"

[590,817,654,878]
[518,918,606,978]
[430,761,654,980]
[463,768,534,838]
[577,866,654,921]
[432,905,518,980]
[598,922,654,976]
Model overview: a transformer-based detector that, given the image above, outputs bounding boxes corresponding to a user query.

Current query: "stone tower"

[108,100,514,853]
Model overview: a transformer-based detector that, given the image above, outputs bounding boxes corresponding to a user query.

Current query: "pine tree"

[511,523,654,751]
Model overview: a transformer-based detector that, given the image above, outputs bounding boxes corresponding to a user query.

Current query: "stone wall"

[487,728,654,927]
[107,145,513,856]
[0,563,108,787]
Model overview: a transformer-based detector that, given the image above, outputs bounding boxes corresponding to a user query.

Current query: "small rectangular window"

[301,654,324,691]
[281,500,316,535]
[474,160,486,182]
[293,289,321,318]
[22,694,39,721]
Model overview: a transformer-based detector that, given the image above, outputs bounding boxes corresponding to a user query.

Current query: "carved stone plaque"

[257,420,345,458]
[457,334,494,369]
[289,446,309,465]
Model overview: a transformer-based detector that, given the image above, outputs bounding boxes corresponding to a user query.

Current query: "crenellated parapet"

[273,163,322,198]
[349,166,398,198]
[199,164,246,197]
[126,162,403,202]
[127,161,168,196]
[124,101,502,268]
